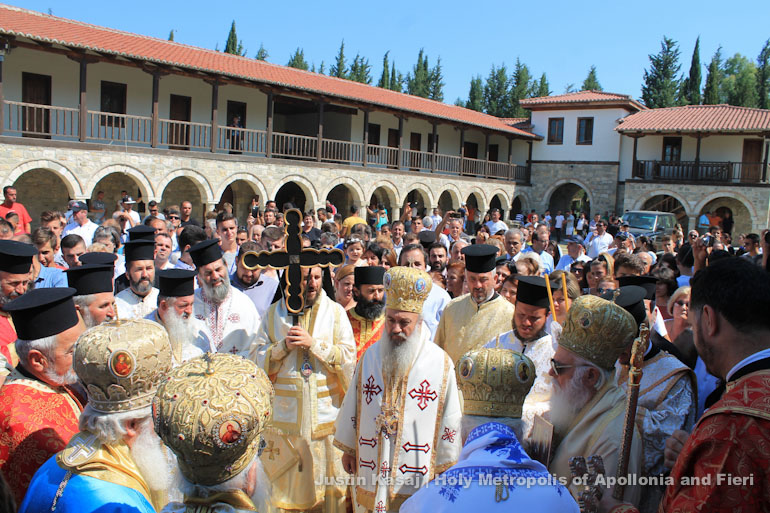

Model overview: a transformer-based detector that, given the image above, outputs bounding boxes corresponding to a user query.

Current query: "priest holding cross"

[253,209,356,513]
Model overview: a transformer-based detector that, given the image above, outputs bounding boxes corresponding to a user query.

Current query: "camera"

[251,206,260,218]
[449,212,463,219]
[702,235,714,247]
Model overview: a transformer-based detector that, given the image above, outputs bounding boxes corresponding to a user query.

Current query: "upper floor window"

[662,137,682,162]
[547,118,564,144]
[576,117,594,145]
[100,81,127,127]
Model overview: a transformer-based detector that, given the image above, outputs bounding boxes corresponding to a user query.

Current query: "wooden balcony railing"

[633,160,769,184]
[1,100,531,183]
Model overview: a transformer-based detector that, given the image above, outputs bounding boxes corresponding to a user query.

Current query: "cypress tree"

[428,57,444,101]
[581,66,602,91]
[378,52,391,88]
[319,61,326,75]
[389,63,401,92]
[407,49,431,98]
[685,37,702,104]
[330,41,347,79]
[509,58,533,117]
[703,47,723,105]
[224,21,245,56]
[287,48,309,71]
[641,36,681,108]
[466,76,483,111]
[482,64,509,117]
[756,39,770,109]
[255,44,268,61]
[535,73,551,97]
[349,54,372,84]
[168,30,175,41]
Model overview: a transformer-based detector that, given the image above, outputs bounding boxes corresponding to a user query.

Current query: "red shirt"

[0,202,32,234]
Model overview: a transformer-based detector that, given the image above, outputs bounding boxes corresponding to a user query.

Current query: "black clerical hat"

[4,287,78,340]
[516,275,561,309]
[79,252,117,266]
[66,264,114,295]
[0,240,37,274]
[354,266,386,287]
[128,225,156,242]
[602,285,647,330]
[617,275,657,300]
[418,231,436,250]
[189,239,222,268]
[158,269,196,297]
[124,240,155,263]
[462,244,498,273]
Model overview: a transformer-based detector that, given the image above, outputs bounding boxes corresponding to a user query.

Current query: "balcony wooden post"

[0,54,4,135]
[78,60,87,142]
[507,137,513,180]
[266,92,273,158]
[459,128,465,175]
[210,81,219,153]
[632,135,639,177]
[527,140,533,183]
[763,139,769,183]
[317,102,324,162]
[695,133,701,179]
[431,122,438,173]
[362,110,369,167]
[483,132,490,177]
[151,73,160,148]
[397,116,404,169]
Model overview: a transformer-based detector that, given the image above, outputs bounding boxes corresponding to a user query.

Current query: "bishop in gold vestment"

[254,267,356,513]
[434,245,514,363]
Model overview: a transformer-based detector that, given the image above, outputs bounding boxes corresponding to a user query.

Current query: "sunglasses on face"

[675,300,690,308]
[168,215,180,220]
[550,359,590,376]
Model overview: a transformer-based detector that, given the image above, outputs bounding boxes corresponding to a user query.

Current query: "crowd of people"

[0,183,768,513]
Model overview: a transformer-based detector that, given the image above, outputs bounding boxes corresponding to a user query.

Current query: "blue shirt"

[19,456,155,513]
[520,247,555,274]
[34,266,67,289]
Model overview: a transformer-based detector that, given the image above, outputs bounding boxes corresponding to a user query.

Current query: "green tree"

[224,21,245,56]
[581,66,602,91]
[641,36,681,108]
[683,37,702,104]
[378,52,391,88]
[757,39,770,109]
[330,40,347,79]
[168,30,175,41]
[482,64,509,117]
[255,43,268,61]
[564,83,577,93]
[454,98,465,107]
[466,76,483,111]
[349,54,372,84]
[722,54,758,107]
[703,47,724,105]
[287,48,309,71]
[509,58,533,117]
[389,63,402,92]
[535,73,551,97]
[318,61,326,75]
[428,56,444,101]
[406,49,431,98]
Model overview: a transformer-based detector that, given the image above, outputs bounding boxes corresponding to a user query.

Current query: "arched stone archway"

[161,177,204,222]
[217,179,258,224]
[511,194,528,218]
[404,188,431,218]
[12,169,72,227]
[270,175,319,212]
[213,173,269,210]
[547,182,592,217]
[87,165,154,205]
[91,171,149,217]
[8,160,83,198]
[641,194,689,230]
[489,192,509,217]
[156,169,214,206]
[370,185,398,222]
[326,184,362,220]
[697,196,754,235]
[437,190,457,214]
[274,182,307,212]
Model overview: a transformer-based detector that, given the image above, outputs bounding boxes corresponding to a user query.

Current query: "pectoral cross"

[243,209,344,377]
[262,440,280,461]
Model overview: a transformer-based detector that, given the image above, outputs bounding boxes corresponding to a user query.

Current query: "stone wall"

[624,181,770,234]
[527,162,620,216]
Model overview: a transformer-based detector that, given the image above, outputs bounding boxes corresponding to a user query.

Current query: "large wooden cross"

[243,209,344,323]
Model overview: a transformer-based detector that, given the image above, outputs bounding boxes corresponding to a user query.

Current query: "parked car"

[621,210,678,248]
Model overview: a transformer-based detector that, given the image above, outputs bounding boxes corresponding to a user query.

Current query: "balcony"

[1,100,531,183]
[633,159,769,185]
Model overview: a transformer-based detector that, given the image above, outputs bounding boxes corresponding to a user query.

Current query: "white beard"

[250,458,272,513]
[380,326,422,383]
[45,367,78,386]
[164,308,197,360]
[201,273,231,304]
[130,419,171,493]
[549,370,593,436]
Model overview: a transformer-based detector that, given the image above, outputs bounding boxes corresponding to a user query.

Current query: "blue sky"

[8,0,770,105]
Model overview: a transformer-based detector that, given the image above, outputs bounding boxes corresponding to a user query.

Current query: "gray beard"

[549,372,593,436]
[164,309,197,359]
[130,278,153,296]
[44,366,78,386]
[80,306,97,329]
[131,419,171,493]
[201,273,231,304]
[0,291,21,306]
[380,327,422,383]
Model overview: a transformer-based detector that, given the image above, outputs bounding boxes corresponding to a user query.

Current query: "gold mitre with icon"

[74,318,172,413]
[384,266,432,314]
[455,347,536,418]
[559,295,636,370]
[153,353,274,486]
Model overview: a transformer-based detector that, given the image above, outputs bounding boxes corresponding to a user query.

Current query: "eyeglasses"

[168,215,180,220]
[550,359,591,376]
[675,300,690,308]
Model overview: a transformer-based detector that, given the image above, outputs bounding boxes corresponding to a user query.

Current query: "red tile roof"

[520,90,645,112]
[616,104,770,134]
[0,5,537,139]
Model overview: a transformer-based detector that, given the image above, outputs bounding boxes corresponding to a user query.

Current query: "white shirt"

[115,287,160,319]
[585,232,614,258]
[726,347,770,381]
[485,219,508,234]
[554,215,564,228]
[63,220,99,246]
[423,283,451,339]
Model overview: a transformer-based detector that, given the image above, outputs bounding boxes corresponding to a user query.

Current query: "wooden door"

[226,100,247,153]
[169,94,192,149]
[409,132,421,170]
[742,139,763,181]
[21,72,51,138]
[387,128,399,168]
